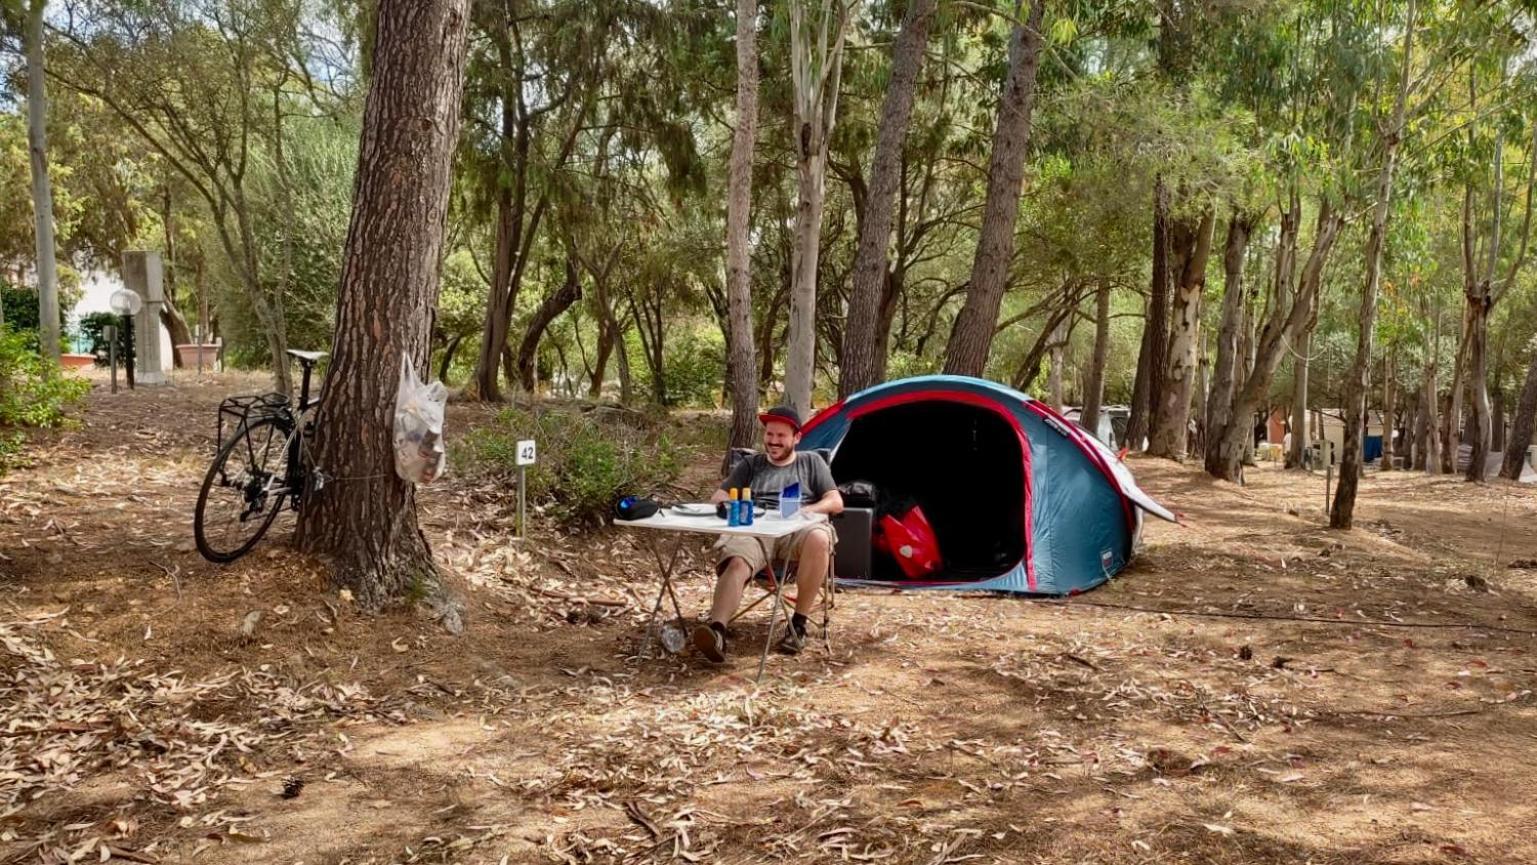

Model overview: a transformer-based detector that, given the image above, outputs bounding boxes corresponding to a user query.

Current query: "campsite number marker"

[516,440,536,539]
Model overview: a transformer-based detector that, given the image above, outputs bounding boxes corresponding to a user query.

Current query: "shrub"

[0,325,90,474]
[458,406,687,527]
[77,312,135,367]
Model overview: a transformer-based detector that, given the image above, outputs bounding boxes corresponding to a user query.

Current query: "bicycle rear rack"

[216,392,291,451]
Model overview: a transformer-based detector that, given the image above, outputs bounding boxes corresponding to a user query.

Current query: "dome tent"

[799,375,1175,594]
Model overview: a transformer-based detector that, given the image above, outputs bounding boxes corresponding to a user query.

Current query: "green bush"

[77,312,135,367]
[0,325,90,473]
[458,406,687,527]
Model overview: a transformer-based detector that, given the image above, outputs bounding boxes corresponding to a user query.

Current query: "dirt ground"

[3,369,1537,865]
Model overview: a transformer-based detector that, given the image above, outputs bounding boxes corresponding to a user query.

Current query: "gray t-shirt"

[720,451,836,509]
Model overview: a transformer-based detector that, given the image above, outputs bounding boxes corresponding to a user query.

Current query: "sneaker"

[692,623,726,663]
[777,623,807,655]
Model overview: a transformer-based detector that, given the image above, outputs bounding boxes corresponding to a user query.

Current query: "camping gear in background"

[392,354,448,484]
[872,502,943,579]
[797,374,1176,595]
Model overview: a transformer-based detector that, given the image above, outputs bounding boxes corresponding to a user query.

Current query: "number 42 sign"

[516,440,537,466]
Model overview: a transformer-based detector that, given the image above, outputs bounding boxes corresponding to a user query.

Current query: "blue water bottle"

[727,488,741,526]
[741,486,754,525]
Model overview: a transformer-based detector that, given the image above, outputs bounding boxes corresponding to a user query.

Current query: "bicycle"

[194,350,328,563]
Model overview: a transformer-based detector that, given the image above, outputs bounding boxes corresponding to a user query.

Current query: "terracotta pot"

[176,343,219,367]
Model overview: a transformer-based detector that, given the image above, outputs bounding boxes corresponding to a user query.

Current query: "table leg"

[646,535,690,620]
[755,537,782,683]
[643,534,689,652]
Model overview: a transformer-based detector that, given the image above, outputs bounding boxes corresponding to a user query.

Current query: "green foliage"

[77,312,134,367]
[216,115,359,364]
[654,330,723,409]
[0,324,90,474]
[0,279,76,353]
[457,407,686,527]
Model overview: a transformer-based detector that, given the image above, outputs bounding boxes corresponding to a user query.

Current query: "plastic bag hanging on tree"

[393,353,448,484]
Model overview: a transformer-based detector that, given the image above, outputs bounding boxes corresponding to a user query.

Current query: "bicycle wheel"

[195,417,292,563]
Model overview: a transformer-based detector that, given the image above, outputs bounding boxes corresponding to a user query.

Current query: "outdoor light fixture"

[107,288,143,392]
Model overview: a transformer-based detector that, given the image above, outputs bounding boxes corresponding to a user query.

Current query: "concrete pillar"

[123,251,167,385]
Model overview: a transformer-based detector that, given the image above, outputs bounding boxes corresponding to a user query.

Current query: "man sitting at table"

[695,405,843,662]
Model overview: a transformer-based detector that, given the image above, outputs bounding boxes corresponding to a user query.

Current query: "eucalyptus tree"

[783,0,855,417]
[1330,0,1416,529]
[724,0,760,446]
[47,0,342,394]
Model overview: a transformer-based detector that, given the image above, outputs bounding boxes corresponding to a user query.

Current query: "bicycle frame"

[214,356,323,512]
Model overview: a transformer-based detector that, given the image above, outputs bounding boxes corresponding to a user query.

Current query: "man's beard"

[766,443,791,460]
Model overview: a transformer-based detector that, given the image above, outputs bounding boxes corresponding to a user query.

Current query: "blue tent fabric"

[798,375,1174,595]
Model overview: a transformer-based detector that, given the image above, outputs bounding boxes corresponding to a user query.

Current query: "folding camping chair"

[727,545,836,678]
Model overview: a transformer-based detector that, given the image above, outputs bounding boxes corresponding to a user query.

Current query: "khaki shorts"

[715,523,837,575]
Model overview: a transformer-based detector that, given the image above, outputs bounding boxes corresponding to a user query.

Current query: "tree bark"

[1080,278,1111,438]
[1046,316,1067,409]
[1331,0,1414,529]
[1128,177,1173,450]
[1381,350,1396,471]
[1150,208,1215,459]
[1206,212,1254,467]
[297,0,471,615]
[725,0,761,450]
[1492,385,1505,452]
[25,0,61,364]
[1501,342,1537,480]
[473,183,519,401]
[941,1,1047,378]
[1286,333,1311,469]
[839,0,935,397]
[1207,196,1339,482]
[515,254,582,393]
[784,0,851,418]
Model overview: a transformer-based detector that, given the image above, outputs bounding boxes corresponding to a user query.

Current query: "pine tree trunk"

[25,0,60,365]
[298,0,471,616]
[1501,344,1537,480]
[1080,278,1111,438]
[1127,177,1172,450]
[515,254,582,393]
[1150,209,1215,459]
[941,1,1047,378]
[1205,212,1253,468]
[724,0,761,449]
[1331,0,1414,530]
[840,0,935,397]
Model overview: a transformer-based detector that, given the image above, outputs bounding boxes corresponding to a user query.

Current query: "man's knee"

[717,556,751,579]
[801,528,830,556]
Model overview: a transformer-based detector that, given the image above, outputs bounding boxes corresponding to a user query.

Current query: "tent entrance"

[829,399,1027,582]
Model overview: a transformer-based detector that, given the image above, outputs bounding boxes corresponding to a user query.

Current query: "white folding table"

[616,508,829,680]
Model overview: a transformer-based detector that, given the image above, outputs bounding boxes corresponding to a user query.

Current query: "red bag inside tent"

[872,504,942,579]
